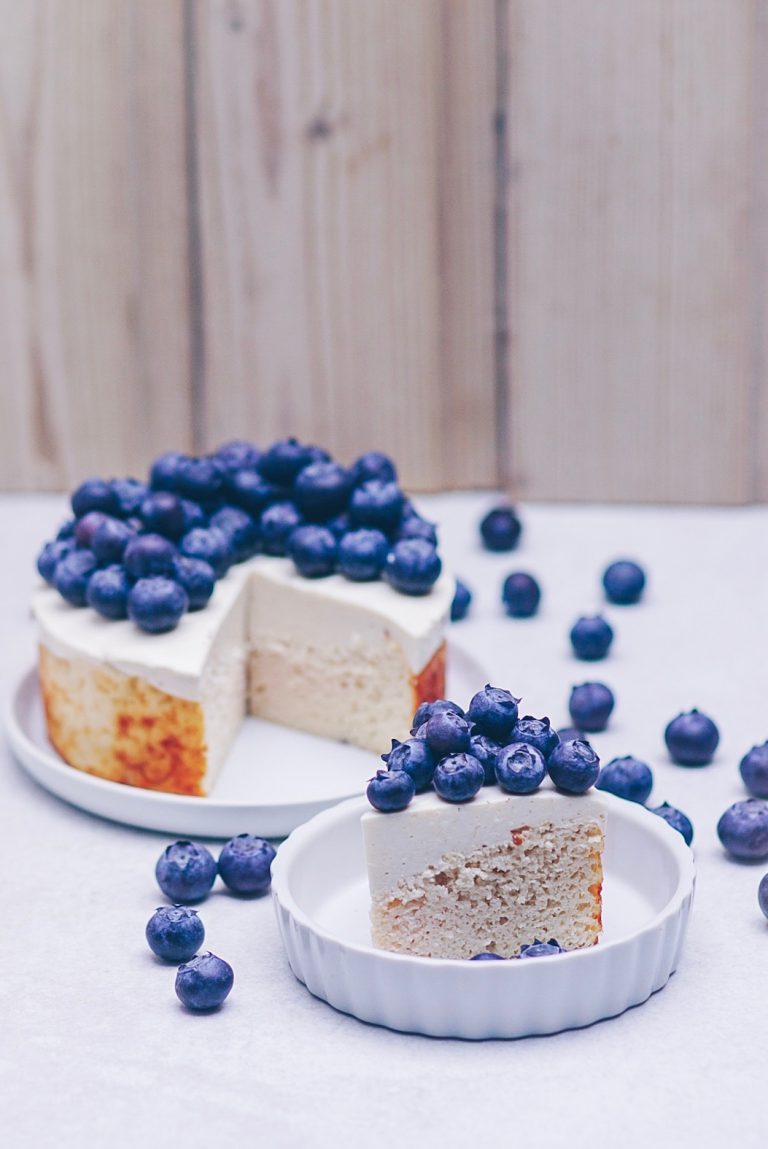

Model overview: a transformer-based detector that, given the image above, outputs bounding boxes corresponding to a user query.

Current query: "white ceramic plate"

[271,792,696,1039]
[5,645,483,839]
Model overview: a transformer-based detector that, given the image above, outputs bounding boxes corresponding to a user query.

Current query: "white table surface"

[3,491,767,1149]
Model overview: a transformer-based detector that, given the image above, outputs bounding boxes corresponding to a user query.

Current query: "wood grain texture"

[506,0,755,503]
[0,0,192,491]
[193,0,498,490]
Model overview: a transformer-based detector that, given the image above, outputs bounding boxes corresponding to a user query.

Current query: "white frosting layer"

[33,557,452,702]
[362,782,608,898]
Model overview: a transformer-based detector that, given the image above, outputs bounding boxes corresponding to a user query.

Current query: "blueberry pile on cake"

[362,686,606,960]
[33,441,453,795]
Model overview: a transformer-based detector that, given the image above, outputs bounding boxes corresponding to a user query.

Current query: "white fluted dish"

[271,792,696,1039]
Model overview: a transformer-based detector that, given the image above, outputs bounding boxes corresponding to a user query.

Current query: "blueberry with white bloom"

[602,559,646,605]
[175,953,234,1011]
[260,501,304,556]
[433,753,485,803]
[384,539,441,595]
[156,840,217,902]
[547,739,600,794]
[450,578,472,622]
[396,516,439,546]
[140,491,187,540]
[224,470,279,517]
[124,533,177,579]
[596,756,653,804]
[480,506,522,552]
[468,733,501,785]
[717,800,768,861]
[150,451,186,492]
[351,451,397,486]
[570,615,614,660]
[294,462,351,521]
[258,437,314,486]
[209,506,260,562]
[367,768,415,812]
[86,565,132,620]
[382,738,436,792]
[175,456,226,507]
[495,743,547,794]
[111,477,148,517]
[179,526,232,578]
[569,682,615,733]
[172,556,216,611]
[338,529,388,581]
[411,699,465,733]
[425,710,473,758]
[325,512,351,540]
[511,715,559,759]
[56,519,77,540]
[288,525,337,578]
[91,517,137,564]
[128,577,188,633]
[180,499,207,533]
[37,539,75,585]
[214,439,261,474]
[218,834,276,896]
[146,905,205,963]
[664,709,719,767]
[502,572,541,618]
[74,510,110,549]
[71,477,119,519]
[740,743,768,799]
[650,802,694,846]
[349,480,405,533]
[54,550,98,607]
[467,685,520,742]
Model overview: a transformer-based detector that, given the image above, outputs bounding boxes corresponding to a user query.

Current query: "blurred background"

[0,0,762,503]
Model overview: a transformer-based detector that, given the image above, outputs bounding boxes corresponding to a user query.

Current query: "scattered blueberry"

[664,709,720,767]
[209,506,260,562]
[467,685,520,742]
[337,529,388,581]
[288,525,338,578]
[178,526,232,578]
[650,802,694,846]
[74,510,110,549]
[86,565,131,620]
[258,437,314,486]
[175,952,234,1011]
[124,533,177,579]
[382,738,436,792]
[495,743,547,794]
[759,873,768,920]
[569,682,615,733]
[91,517,137,564]
[155,841,217,902]
[424,710,473,758]
[510,716,559,759]
[111,477,148,516]
[175,456,226,506]
[128,577,188,633]
[501,572,541,618]
[469,733,501,785]
[140,491,187,540]
[37,539,75,584]
[224,470,278,518]
[146,905,205,963]
[739,743,768,799]
[547,739,600,794]
[384,539,442,596]
[596,756,653,804]
[450,579,472,622]
[432,753,485,803]
[71,477,119,519]
[717,800,768,861]
[470,952,506,961]
[349,480,404,533]
[480,506,522,552]
[602,559,646,605]
[172,556,216,611]
[411,699,465,732]
[54,550,98,607]
[519,939,565,958]
[150,451,186,492]
[260,502,304,556]
[570,615,614,660]
[367,768,415,812]
[217,834,276,895]
[351,451,397,486]
[293,462,351,520]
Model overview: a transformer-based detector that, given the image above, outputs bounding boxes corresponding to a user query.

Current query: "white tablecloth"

[3,492,767,1149]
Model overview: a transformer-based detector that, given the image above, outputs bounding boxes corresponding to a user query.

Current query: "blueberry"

[74,510,110,549]
[56,519,77,540]
[337,529,388,581]
[650,802,694,846]
[180,499,207,532]
[367,768,415,812]
[384,539,442,596]
[432,753,485,803]
[145,905,205,963]
[352,451,397,486]
[510,715,559,759]
[128,577,188,633]
[425,710,473,757]
[739,743,768,799]
[171,556,216,611]
[175,456,226,506]
[411,699,465,733]
[175,952,234,1011]
[480,506,522,552]
[569,682,615,733]
[54,550,98,607]
[37,539,75,584]
[467,685,520,742]
[602,559,646,605]
[717,800,768,861]
[557,726,585,744]
[450,579,472,622]
[570,615,614,660]
[150,451,187,492]
[759,873,768,920]
[664,709,719,767]
[213,439,261,474]
[382,738,436,792]
[470,953,506,961]
[596,756,653,804]
[91,517,137,564]
[86,565,131,620]
[325,512,351,540]
[495,743,547,794]
[223,470,278,517]
[71,477,119,519]
[349,480,405,533]
[258,437,314,486]
[547,739,600,794]
[179,527,232,578]
[209,506,260,562]
[395,516,439,546]
[288,524,337,578]
[111,477,148,517]
[294,462,351,521]
[469,733,501,785]
[260,502,304,556]
[123,533,176,579]
[217,834,276,895]
[156,840,217,902]
[519,939,565,958]
[140,491,187,539]
[502,572,541,618]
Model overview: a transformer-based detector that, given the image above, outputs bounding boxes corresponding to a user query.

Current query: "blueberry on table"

[468,733,501,785]
[739,743,768,799]
[383,738,436,792]
[213,439,261,474]
[758,873,768,920]
[480,506,522,552]
[602,559,646,605]
[140,491,187,540]
[467,685,520,742]
[54,550,98,607]
[179,526,232,578]
[146,905,205,963]
[150,451,187,492]
[338,529,388,582]
[367,769,415,813]
[293,462,351,521]
[569,615,614,661]
[124,533,177,579]
[260,501,304,557]
[433,753,485,803]
[218,834,277,896]
[547,740,600,794]
[664,709,720,766]
[258,437,315,486]
[128,577,188,633]
[470,953,506,961]
[288,525,338,578]
[596,756,653,804]
[519,939,565,958]
[450,579,472,622]
[411,699,465,733]
[510,715,559,759]
[86,565,132,620]
[351,450,397,486]
[502,572,541,618]
[71,477,120,519]
[172,556,216,611]
[156,841,217,902]
[650,802,694,846]
[425,710,473,758]
[384,539,442,596]
[37,539,75,585]
[91,517,137,564]
[495,743,547,795]
[349,480,405,533]
[175,953,234,1011]
[569,682,615,733]
[717,800,768,861]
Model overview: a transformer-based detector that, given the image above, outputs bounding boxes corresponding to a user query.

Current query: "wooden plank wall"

[0,0,763,502]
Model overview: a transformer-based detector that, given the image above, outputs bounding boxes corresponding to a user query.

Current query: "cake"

[33,442,452,796]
